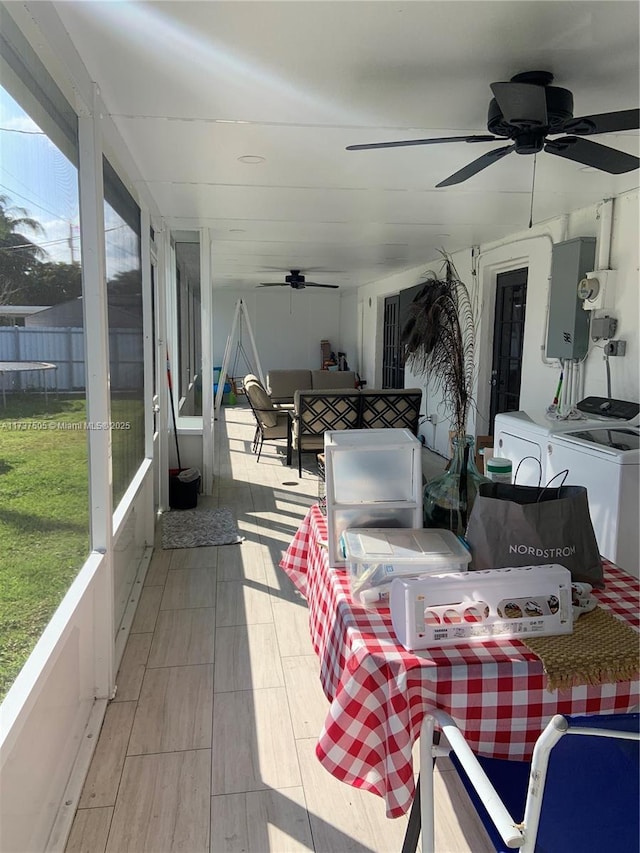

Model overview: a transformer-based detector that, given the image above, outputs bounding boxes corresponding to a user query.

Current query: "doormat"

[162,507,244,549]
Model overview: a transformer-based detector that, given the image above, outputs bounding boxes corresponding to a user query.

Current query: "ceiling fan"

[347,71,640,187]
[258,270,339,290]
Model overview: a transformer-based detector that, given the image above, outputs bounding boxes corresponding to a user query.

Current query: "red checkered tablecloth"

[280,504,640,818]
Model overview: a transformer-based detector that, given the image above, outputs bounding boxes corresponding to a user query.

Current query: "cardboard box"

[474,435,494,474]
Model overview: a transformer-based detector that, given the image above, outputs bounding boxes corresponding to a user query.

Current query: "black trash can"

[169,467,201,509]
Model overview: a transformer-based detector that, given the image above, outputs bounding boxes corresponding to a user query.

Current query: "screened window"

[175,241,201,417]
[103,159,144,506]
[0,17,88,699]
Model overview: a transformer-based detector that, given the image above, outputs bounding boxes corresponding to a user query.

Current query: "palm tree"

[0,194,46,304]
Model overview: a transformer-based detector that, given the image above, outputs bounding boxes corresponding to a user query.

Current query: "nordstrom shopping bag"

[465,482,603,587]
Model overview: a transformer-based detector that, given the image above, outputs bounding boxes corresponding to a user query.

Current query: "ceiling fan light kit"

[347,71,639,186]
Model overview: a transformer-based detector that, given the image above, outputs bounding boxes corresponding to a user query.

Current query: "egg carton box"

[390,564,573,650]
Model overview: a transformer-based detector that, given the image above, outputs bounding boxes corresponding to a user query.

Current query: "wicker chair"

[244,374,288,461]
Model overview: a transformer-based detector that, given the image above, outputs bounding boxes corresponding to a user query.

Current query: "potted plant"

[401,253,488,535]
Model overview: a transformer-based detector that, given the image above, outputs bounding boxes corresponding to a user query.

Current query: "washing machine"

[494,397,639,487]
[546,425,639,576]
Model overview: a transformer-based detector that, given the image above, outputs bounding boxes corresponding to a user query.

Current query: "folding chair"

[418,709,639,853]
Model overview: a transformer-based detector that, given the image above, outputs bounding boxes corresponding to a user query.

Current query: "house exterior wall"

[357,190,640,458]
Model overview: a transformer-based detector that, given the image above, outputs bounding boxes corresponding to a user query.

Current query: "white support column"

[200,228,214,494]
[78,84,114,698]
[155,227,171,511]
[140,207,155,541]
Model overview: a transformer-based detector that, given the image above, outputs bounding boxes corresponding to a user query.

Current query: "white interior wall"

[337,289,359,374]
[211,287,342,378]
[358,190,640,459]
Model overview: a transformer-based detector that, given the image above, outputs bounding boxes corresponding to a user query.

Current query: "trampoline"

[0,361,58,408]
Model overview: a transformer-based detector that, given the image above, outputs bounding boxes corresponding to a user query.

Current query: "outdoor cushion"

[245,376,278,428]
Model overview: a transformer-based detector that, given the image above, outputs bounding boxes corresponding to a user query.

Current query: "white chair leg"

[420,714,436,853]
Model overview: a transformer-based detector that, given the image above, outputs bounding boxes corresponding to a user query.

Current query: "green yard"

[0,395,89,699]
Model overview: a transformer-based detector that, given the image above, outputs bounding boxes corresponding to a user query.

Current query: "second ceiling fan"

[259,270,339,290]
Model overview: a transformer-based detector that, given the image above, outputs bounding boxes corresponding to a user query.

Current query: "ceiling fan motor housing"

[488,85,574,149]
[285,271,306,289]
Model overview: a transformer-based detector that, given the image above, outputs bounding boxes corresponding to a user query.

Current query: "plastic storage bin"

[324,428,423,567]
[341,527,471,607]
[390,563,573,650]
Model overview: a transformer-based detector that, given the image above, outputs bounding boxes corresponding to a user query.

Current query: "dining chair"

[243,374,288,461]
[416,709,639,853]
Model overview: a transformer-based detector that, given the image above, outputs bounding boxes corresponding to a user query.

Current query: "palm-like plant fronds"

[401,254,476,437]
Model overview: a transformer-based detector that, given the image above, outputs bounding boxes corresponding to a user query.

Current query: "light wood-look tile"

[160,567,217,610]
[128,664,213,755]
[70,406,500,853]
[214,624,284,693]
[210,787,313,853]
[144,548,171,587]
[130,585,163,634]
[272,600,314,657]
[147,608,215,668]
[215,580,273,627]
[169,546,219,570]
[113,632,153,702]
[78,702,136,808]
[217,541,268,582]
[106,750,210,853]
[211,687,301,794]
[431,763,495,853]
[65,806,113,853]
[295,736,410,852]
[282,656,329,740]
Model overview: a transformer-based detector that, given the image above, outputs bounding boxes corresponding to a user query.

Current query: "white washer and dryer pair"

[494,398,640,577]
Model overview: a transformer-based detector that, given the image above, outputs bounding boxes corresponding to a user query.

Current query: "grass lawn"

[0,395,89,700]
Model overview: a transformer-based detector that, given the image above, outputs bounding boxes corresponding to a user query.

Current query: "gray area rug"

[162,507,244,549]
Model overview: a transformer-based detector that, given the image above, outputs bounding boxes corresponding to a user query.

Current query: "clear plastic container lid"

[342,527,471,566]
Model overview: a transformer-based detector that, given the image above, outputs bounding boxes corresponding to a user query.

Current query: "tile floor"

[65,405,493,853]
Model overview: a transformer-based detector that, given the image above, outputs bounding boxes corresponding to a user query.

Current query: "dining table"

[279,503,640,828]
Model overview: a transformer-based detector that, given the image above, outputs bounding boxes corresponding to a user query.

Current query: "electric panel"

[546,237,596,359]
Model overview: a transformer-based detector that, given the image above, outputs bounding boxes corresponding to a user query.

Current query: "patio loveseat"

[267,368,357,405]
[287,387,422,475]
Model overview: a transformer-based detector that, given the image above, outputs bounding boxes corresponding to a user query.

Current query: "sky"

[0,86,80,265]
[0,84,140,281]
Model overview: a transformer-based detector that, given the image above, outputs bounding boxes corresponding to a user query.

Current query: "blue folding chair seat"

[449,712,639,853]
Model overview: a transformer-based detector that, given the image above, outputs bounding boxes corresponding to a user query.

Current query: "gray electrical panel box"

[546,237,596,359]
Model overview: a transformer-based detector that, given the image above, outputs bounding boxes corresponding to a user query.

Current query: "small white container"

[341,527,471,607]
[486,456,513,483]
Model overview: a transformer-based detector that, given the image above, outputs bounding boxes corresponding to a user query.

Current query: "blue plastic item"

[213,366,231,395]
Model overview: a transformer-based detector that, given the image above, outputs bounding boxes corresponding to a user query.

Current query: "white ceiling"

[54,0,639,291]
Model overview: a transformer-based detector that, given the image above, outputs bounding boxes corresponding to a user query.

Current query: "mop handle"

[166,348,182,471]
